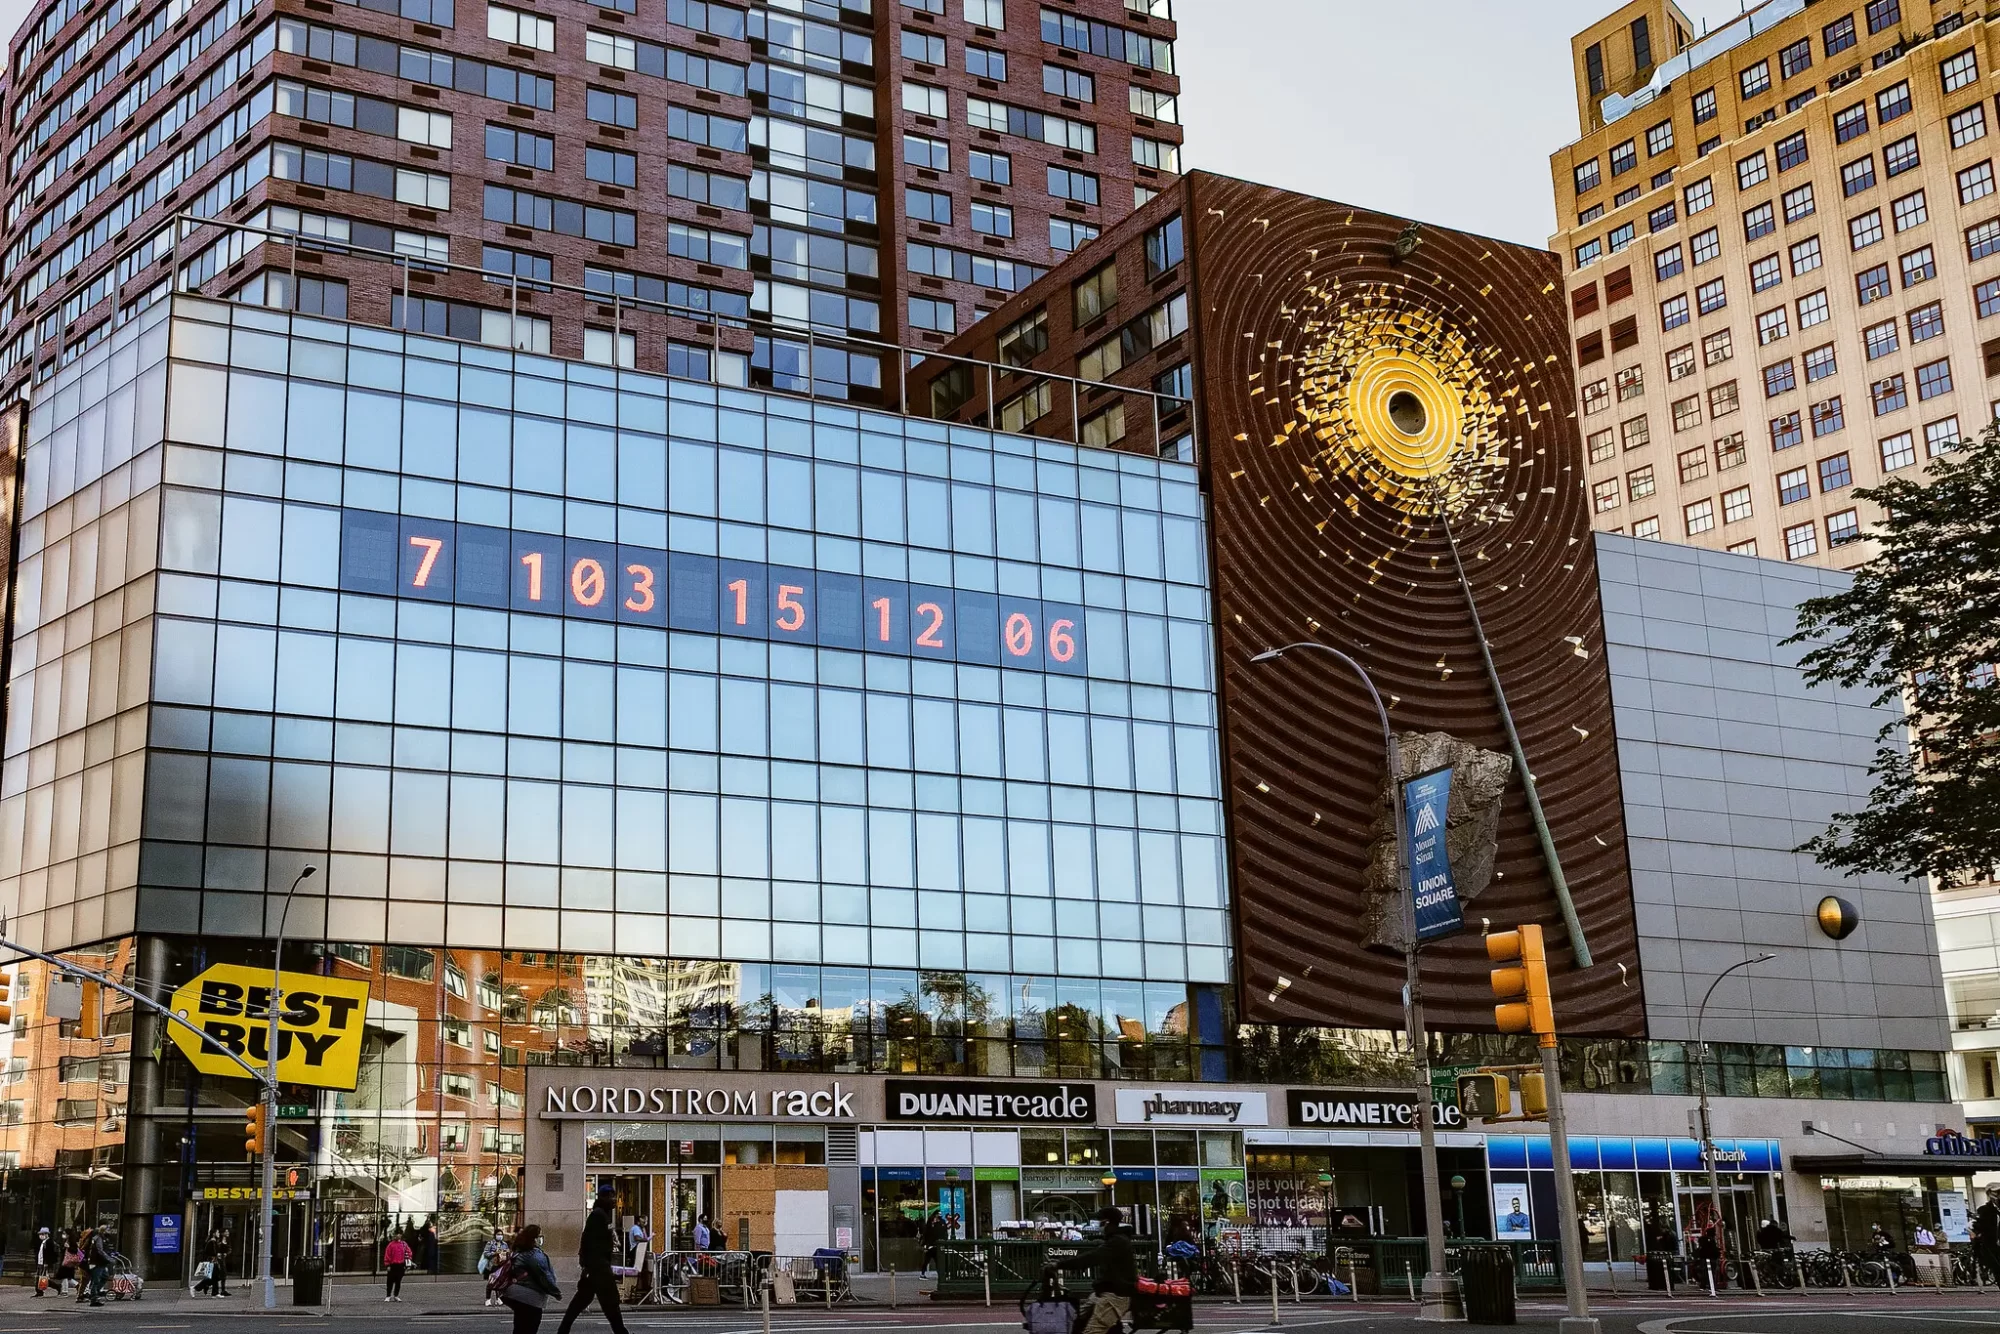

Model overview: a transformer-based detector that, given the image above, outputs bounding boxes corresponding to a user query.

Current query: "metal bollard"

[1750,1255,1764,1297]
[1887,1258,1899,1295]
[826,1261,834,1310]
[984,1261,991,1308]
[1664,1254,1676,1298]
[889,1264,897,1310]
[1292,1262,1303,1304]
[1795,1252,1807,1291]
[1230,1260,1241,1305]
[1270,1272,1281,1326]
[1346,1255,1359,1303]
[1842,1258,1854,1292]
[761,1276,772,1334]
[1405,1260,1416,1302]
[1605,1254,1618,1298]
[1705,1260,1717,1298]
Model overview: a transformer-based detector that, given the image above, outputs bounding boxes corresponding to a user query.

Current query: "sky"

[0,0,1756,247]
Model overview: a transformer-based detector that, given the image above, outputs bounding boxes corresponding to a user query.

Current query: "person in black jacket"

[555,1184,631,1334]
[1054,1209,1139,1334]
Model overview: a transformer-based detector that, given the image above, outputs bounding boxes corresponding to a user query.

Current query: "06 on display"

[339,509,1089,673]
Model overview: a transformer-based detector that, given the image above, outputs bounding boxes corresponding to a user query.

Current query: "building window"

[1678,445,1711,483]
[1811,396,1845,436]
[1612,139,1638,176]
[1684,498,1717,534]
[1080,404,1126,447]
[1968,218,2000,260]
[1704,329,1734,365]
[1771,412,1805,450]
[1885,135,1921,177]
[1617,365,1646,401]
[966,44,1009,79]
[1744,203,1776,241]
[1592,479,1621,512]
[1909,302,1946,344]
[1776,132,1810,171]
[1660,295,1690,330]
[963,0,1004,27]
[1145,214,1185,278]
[1751,256,1782,293]
[970,201,1014,236]
[1647,120,1674,155]
[1819,452,1854,490]
[1872,373,1909,415]
[1758,307,1791,344]
[585,146,636,187]
[1583,379,1611,414]
[1866,0,1900,35]
[1710,380,1740,417]
[1672,396,1702,432]
[909,295,957,333]
[1628,464,1657,500]
[902,80,949,117]
[1851,210,1885,250]
[1042,61,1093,99]
[1610,222,1637,252]
[902,28,946,63]
[1656,245,1686,281]
[1865,320,1900,360]
[1926,415,1962,455]
[1692,227,1721,265]
[1728,540,1758,558]
[1717,433,1748,469]
[1880,431,1917,470]
[1842,156,1877,198]
[1804,344,1838,382]
[1942,48,1979,94]
[1954,104,1990,147]
[1648,202,1678,233]
[1878,81,1913,123]
[1049,217,1100,253]
[488,3,556,50]
[1785,521,1820,560]
[1696,278,1727,314]
[1778,466,1813,503]
[906,186,952,224]
[1780,37,1813,79]
[1789,237,1822,276]
[1694,87,1717,123]
[1723,485,1754,522]
[1621,414,1651,450]
[1666,345,1696,381]
[1575,159,1602,195]
[1588,428,1617,463]
[1826,15,1857,56]
[1632,516,1662,540]
[904,133,950,169]
[1765,360,1797,397]
[486,124,555,170]
[1797,289,1830,327]
[1686,178,1715,214]
[1073,262,1118,325]
[1856,262,1892,303]
[1827,510,1862,546]
[999,383,1052,432]
[1916,357,1954,400]
[583,327,636,368]
[1891,191,1929,233]
[1741,60,1771,99]
[1980,279,2000,318]
[996,307,1048,365]
[586,87,637,128]
[1738,152,1770,190]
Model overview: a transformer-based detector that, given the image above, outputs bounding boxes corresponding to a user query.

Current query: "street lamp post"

[1250,642,1459,1320]
[260,865,318,1310]
[1692,953,1775,1287]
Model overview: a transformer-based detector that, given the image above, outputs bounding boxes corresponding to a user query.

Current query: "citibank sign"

[542,1082,855,1119]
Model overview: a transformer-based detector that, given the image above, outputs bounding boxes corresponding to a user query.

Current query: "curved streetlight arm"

[1692,951,1776,1269]
[1249,643,1396,764]
[1694,952,1778,1051]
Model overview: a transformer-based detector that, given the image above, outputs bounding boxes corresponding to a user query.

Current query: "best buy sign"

[168,964,371,1091]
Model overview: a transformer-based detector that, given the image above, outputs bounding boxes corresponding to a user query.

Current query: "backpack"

[1023,1297,1075,1334]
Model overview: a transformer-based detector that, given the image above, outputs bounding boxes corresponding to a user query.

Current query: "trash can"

[291,1257,324,1307]
[1459,1246,1516,1326]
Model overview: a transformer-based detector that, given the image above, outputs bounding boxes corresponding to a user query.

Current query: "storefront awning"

[1794,1152,2000,1174]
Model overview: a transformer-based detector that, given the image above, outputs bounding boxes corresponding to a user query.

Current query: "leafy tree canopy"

[1787,425,2000,884]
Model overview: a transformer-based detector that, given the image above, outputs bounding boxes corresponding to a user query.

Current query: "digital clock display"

[337,509,1089,674]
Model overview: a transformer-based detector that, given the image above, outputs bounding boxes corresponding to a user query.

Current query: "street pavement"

[0,1278,1990,1333]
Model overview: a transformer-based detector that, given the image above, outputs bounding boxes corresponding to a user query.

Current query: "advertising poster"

[1939,1189,1970,1243]
[1492,1183,1533,1240]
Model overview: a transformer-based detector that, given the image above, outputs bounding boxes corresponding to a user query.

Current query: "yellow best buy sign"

[168,964,371,1091]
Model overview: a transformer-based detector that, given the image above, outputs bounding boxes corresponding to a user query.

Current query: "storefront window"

[1154,1130,1197,1167]
[1064,1128,1109,1168]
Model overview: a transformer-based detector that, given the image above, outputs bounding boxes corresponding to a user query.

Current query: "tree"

[1787,424,2000,884]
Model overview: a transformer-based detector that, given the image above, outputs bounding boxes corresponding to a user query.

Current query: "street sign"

[278,1104,312,1119]
[166,964,371,1091]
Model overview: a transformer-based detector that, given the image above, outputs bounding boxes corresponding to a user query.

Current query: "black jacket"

[1057,1228,1138,1298]
[579,1203,618,1271]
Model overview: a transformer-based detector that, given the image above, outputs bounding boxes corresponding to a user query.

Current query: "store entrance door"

[1677,1182,1762,1272]
[189,1198,314,1285]
[586,1171,716,1256]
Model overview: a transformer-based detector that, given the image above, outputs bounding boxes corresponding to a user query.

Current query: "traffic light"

[1457,1072,1511,1118]
[244,1102,267,1158]
[0,970,14,1027]
[1518,1070,1548,1118]
[1488,924,1555,1039]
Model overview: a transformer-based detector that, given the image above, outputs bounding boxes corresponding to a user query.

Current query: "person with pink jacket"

[384,1233,412,1302]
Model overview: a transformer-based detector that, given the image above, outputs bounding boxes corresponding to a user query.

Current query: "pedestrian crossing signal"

[1457,1072,1511,1118]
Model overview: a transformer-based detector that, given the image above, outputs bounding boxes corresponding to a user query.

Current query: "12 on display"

[339,510,1090,673]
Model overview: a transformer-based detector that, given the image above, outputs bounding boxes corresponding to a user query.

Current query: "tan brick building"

[1551,0,2000,567]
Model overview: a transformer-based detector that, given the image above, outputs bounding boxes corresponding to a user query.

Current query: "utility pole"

[260,866,319,1310]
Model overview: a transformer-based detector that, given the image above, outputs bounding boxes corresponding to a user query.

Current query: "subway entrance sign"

[167,964,371,1091]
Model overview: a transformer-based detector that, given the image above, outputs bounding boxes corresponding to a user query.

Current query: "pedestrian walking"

[57,1231,80,1295]
[1975,1186,2000,1284]
[422,1218,440,1275]
[496,1224,562,1334]
[480,1232,513,1307]
[74,1227,108,1307]
[385,1232,412,1301]
[1051,1208,1138,1334]
[33,1226,56,1297]
[554,1182,631,1334]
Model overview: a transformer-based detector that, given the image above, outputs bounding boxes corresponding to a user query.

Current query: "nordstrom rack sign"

[542,1081,855,1119]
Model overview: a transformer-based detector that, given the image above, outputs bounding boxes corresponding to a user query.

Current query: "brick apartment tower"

[1550,0,2000,566]
[0,0,1182,401]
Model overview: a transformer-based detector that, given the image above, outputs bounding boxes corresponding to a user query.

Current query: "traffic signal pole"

[1540,1034,1596,1334]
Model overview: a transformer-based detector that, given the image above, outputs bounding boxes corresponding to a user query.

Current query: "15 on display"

[340,510,1089,673]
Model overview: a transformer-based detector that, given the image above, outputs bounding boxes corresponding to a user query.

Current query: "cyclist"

[1051,1208,1138,1334]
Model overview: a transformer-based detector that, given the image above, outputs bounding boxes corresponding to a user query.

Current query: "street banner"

[1405,765,1465,941]
[167,963,371,1090]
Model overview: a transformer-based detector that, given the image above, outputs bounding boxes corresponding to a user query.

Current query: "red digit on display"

[520,551,544,601]
[1004,612,1034,658]
[914,601,945,649]
[571,559,606,607]
[624,564,656,614]
[776,584,806,633]
[408,536,443,587]
[1049,618,1077,663]
[727,578,749,626]
[871,597,892,642]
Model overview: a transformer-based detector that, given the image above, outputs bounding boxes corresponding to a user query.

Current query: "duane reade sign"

[1114,1089,1270,1126]
[1287,1089,1467,1130]
[884,1079,1096,1123]
[541,1082,855,1119]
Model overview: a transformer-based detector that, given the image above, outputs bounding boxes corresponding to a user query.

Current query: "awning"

[1794,1152,2000,1174]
